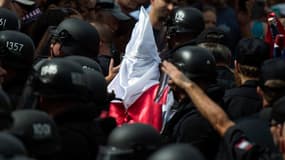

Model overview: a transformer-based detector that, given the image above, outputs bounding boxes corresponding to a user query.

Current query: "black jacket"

[224,80,262,120]
[216,65,236,90]
[53,104,110,160]
[161,84,225,160]
[223,123,282,160]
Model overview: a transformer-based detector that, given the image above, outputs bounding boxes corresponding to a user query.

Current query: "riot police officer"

[161,46,223,160]
[0,8,20,31]
[161,57,285,160]
[0,30,35,108]
[49,18,100,60]
[166,6,204,49]
[9,109,61,160]
[24,58,108,160]
[223,38,269,120]
[64,55,103,74]
[97,123,162,160]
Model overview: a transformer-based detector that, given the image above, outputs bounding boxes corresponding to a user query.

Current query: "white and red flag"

[107,7,171,131]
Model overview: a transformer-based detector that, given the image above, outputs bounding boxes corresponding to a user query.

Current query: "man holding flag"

[107,0,177,131]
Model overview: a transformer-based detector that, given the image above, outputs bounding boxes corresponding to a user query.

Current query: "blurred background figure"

[250,0,268,39]
[202,5,217,29]
[116,0,141,14]
[190,0,241,51]
[93,0,133,61]
[90,22,118,77]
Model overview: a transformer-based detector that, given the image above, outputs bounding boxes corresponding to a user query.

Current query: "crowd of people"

[0,0,285,160]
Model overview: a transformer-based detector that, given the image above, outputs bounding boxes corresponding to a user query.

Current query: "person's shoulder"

[224,84,258,98]
[224,87,243,97]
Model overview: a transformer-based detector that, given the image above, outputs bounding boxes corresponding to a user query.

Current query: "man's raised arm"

[161,60,235,136]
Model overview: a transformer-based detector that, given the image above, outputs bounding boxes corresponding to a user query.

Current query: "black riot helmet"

[20,58,107,109]
[169,45,216,81]
[0,8,20,31]
[168,7,205,39]
[0,132,27,157]
[97,123,162,160]
[84,70,107,105]
[148,144,205,160]
[6,156,35,160]
[9,109,61,158]
[64,56,106,105]
[31,58,90,101]
[0,30,35,70]
[0,88,12,112]
[64,55,103,73]
[51,18,100,59]
[0,89,13,130]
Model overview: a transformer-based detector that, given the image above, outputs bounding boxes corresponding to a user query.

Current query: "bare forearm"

[182,81,235,136]
[161,60,235,136]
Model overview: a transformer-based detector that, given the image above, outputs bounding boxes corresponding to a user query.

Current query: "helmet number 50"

[6,41,24,53]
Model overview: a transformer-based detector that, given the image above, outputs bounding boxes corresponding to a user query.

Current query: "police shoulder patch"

[235,139,254,151]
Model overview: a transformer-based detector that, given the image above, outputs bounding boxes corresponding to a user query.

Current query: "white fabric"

[14,0,35,5]
[129,5,151,20]
[108,7,161,109]
[161,90,175,133]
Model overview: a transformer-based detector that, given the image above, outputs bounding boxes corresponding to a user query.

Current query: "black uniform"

[162,84,224,160]
[53,104,107,160]
[97,55,112,76]
[23,58,112,160]
[224,80,262,120]
[0,31,35,108]
[223,125,282,160]
[216,65,236,90]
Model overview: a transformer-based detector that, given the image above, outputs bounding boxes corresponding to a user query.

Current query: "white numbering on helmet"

[33,123,52,138]
[0,18,7,29]
[6,41,24,53]
[40,64,58,76]
[175,10,185,23]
